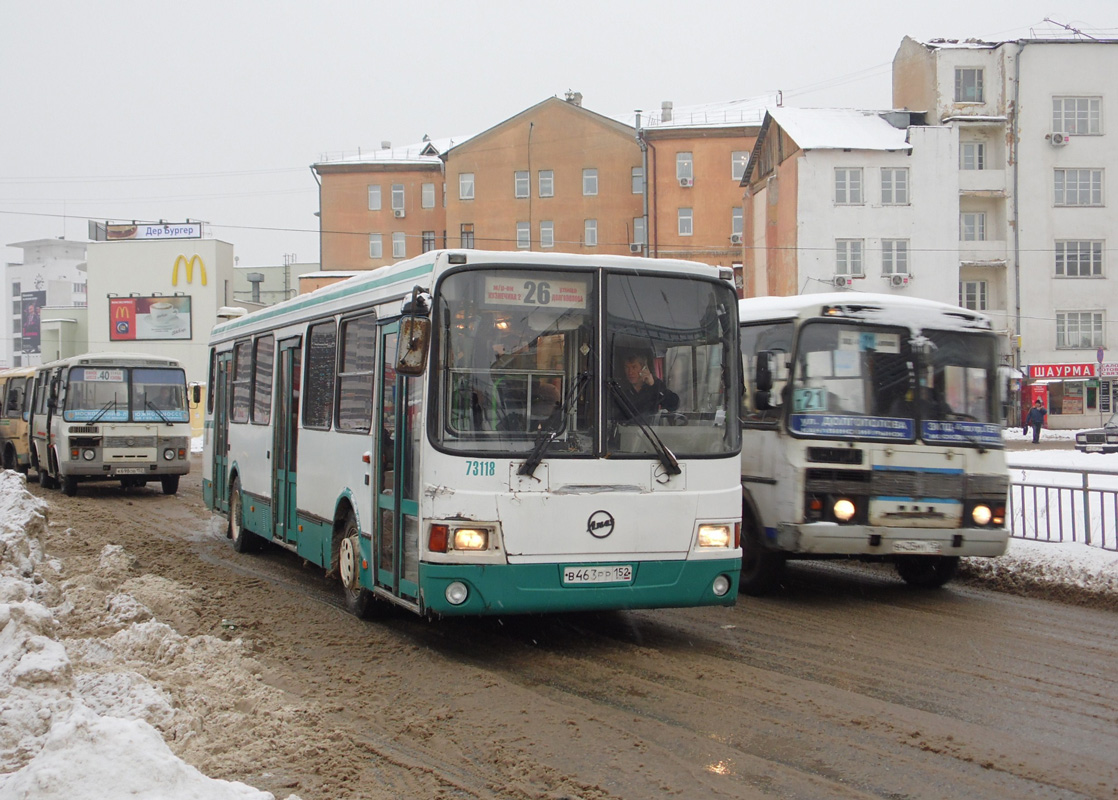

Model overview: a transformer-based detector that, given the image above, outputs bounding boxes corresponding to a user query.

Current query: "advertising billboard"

[20,291,46,354]
[109,296,192,341]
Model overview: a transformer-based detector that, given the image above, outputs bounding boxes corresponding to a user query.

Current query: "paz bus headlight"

[833,499,856,522]
[971,504,992,526]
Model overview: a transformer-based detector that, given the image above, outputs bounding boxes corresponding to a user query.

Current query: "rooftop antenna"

[1042,17,1098,40]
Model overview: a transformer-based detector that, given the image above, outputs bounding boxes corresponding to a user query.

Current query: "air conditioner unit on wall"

[1049,132,1070,147]
[679,177,693,187]
[629,243,643,254]
[730,233,743,245]
[889,273,910,287]
[393,208,406,218]
[833,275,851,288]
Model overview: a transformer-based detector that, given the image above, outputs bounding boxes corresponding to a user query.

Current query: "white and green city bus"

[28,353,192,496]
[738,293,1010,594]
[203,250,742,618]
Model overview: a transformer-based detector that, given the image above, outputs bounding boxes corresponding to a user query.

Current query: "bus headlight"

[445,581,469,605]
[833,499,856,522]
[971,504,992,526]
[697,524,732,548]
[453,528,489,551]
[82,449,96,461]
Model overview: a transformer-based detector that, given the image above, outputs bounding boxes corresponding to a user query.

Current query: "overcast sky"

[2,1,1115,268]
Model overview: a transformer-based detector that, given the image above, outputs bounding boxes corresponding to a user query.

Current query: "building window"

[676,152,693,181]
[731,151,749,181]
[390,184,405,211]
[881,239,909,274]
[459,173,475,201]
[368,185,382,211]
[392,232,406,259]
[633,217,646,246]
[1056,240,1104,277]
[538,170,554,198]
[1055,169,1103,206]
[881,168,909,205]
[732,207,743,236]
[460,223,474,249]
[1057,311,1104,348]
[582,168,598,196]
[835,168,863,205]
[955,68,984,103]
[631,167,643,194]
[584,219,597,247]
[421,183,435,209]
[835,239,864,276]
[959,280,988,311]
[516,222,530,249]
[421,231,436,252]
[678,208,693,236]
[540,221,554,249]
[369,234,383,259]
[514,170,529,198]
[1053,97,1102,136]
[960,212,986,241]
[960,142,986,170]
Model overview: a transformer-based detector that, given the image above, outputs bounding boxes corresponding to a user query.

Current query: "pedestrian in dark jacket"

[1024,399,1047,443]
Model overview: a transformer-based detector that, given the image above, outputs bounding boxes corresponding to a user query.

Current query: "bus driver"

[618,353,679,420]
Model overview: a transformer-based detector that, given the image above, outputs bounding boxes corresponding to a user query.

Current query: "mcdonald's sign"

[172,254,207,287]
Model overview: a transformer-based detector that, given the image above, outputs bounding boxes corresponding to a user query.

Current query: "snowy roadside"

[0,470,299,800]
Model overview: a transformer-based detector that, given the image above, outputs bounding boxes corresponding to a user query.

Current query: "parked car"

[1075,412,1118,453]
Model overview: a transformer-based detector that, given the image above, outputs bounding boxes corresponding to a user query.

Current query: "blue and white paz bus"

[738,293,1010,594]
[203,250,742,618]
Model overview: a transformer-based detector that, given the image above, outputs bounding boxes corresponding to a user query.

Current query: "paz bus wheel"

[161,475,179,495]
[334,511,377,619]
[739,518,786,597]
[895,555,959,588]
[61,475,78,497]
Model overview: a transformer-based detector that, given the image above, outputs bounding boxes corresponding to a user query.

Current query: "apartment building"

[2,238,88,368]
[313,138,452,270]
[894,35,1118,428]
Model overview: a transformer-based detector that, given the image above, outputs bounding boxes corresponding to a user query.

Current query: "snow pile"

[960,537,1118,609]
[0,470,299,800]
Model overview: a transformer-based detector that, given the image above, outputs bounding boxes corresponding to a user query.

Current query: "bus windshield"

[790,321,916,442]
[64,367,188,423]
[917,330,1001,447]
[433,268,739,458]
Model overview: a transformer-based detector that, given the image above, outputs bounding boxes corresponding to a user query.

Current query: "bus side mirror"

[753,350,774,410]
[191,383,202,405]
[396,316,431,376]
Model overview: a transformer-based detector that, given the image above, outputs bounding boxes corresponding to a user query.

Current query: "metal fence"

[1007,463,1118,551]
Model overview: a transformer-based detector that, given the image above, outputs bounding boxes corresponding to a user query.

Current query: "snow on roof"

[614,96,769,130]
[739,292,991,332]
[768,107,912,152]
[314,134,474,166]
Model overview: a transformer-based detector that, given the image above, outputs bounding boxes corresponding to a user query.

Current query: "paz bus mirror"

[753,350,774,410]
[191,383,202,405]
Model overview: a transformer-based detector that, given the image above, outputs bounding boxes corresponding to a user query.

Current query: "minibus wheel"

[895,555,959,588]
[161,475,179,495]
[61,475,78,497]
[739,517,785,597]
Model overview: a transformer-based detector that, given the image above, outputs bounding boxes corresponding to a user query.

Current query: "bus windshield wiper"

[519,371,589,479]
[145,396,172,424]
[606,381,681,476]
[88,397,118,425]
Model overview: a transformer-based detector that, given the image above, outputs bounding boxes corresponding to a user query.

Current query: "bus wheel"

[161,475,180,495]
[2,446,14,471]
[61,475,78,497]
[335,511,377,619]
[895,555,959,588]
[39,467,57,490]
[739,521,786,597]
[229,478,258,553]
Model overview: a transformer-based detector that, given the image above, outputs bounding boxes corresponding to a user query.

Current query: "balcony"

[959,239,1008,265]
[959,169,1007,195]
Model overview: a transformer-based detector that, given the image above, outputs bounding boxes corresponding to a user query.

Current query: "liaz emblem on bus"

[484,277,588,309]
[83,369,125,382]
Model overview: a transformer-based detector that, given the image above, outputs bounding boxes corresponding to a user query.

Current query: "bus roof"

[211,249,730,343]
[738,292,993,332]
[35,352,186,371]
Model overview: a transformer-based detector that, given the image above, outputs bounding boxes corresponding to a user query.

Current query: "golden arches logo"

[113,305,130,319]
[172,255,207,286]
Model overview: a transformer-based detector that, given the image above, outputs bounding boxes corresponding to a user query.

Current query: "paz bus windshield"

[433,267,739,458]
[64,367,189,423]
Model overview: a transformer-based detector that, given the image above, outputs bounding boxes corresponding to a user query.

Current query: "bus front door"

[375,322,420,603]
[211,352,232,513]
[272,338,301,544]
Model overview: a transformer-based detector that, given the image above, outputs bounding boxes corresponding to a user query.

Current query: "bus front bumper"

[417,558,741,617]
[772,522,1009,558]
